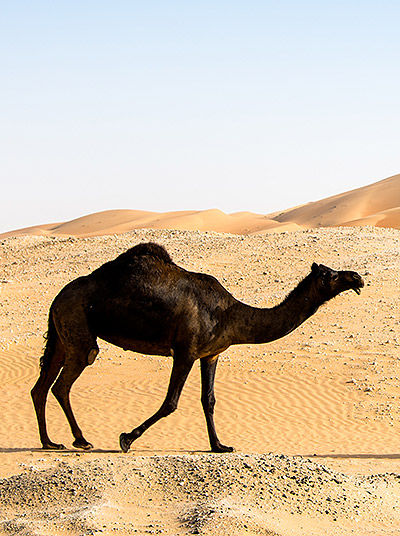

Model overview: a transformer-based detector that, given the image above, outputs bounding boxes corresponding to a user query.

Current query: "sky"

[1,1,399,232]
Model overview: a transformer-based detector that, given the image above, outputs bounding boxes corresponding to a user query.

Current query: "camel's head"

[311,263,364,298]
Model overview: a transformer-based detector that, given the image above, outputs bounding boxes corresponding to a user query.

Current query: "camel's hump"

[122,242,174,264]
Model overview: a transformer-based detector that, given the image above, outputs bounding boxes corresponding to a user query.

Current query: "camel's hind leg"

[49,299,99,450]
[51,348,96,450]
[31,340,65,449]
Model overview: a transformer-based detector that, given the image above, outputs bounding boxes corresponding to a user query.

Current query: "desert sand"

[1,173,400,239]
[1,223,400,535]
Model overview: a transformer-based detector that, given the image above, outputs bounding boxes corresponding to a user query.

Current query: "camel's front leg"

[200,356,234,453]
[120,355,194,453]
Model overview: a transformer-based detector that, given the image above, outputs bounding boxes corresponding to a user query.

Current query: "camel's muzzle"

[350,273,364,295]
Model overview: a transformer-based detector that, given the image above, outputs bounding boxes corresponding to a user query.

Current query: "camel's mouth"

[351,274,364,295]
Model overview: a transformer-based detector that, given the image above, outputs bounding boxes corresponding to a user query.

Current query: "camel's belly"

[98,333,173,357]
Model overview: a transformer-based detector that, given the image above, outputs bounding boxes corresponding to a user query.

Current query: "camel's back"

[89,243,233,307]
[93,242,233,312]
[117,242,174,265]
[92,242,173,275]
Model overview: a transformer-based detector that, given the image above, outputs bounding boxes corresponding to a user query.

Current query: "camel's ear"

[319,264,336,279]
[311,263,320,274]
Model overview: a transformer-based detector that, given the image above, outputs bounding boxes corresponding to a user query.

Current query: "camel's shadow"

[1,449,400,459]
[304,453,400,460]
[0,447,119,454]
[0,447,211,454]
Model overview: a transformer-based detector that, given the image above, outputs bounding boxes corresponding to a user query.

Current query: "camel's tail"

[40,309,58,371]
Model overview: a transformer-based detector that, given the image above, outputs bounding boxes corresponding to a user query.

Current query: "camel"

[31,242,364,453]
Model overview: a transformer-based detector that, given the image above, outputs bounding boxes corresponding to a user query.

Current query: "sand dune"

[1,208,301,237]
[273,173,400,229]
[2,173,399,238]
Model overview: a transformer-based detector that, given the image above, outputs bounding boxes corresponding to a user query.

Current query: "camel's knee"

[31,377,49,403]
[201,394,216,414]
[31,384,41,405]
[160,400,178,417]
[51,376,71,401]
[51,381,65,401]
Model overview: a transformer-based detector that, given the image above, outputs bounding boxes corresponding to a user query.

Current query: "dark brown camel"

[31,242,364,453]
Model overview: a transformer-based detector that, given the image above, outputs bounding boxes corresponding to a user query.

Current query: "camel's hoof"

[42,442,66,450]
[73,439,93,450]
[211,444,235,453]
[119,433,131,453]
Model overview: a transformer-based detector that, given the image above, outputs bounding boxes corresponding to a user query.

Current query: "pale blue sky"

[1,1,399,232]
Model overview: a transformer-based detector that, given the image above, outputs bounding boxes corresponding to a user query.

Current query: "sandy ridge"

[1,453,400,535]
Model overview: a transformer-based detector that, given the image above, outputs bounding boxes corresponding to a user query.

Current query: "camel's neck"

[231,274,326,345]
